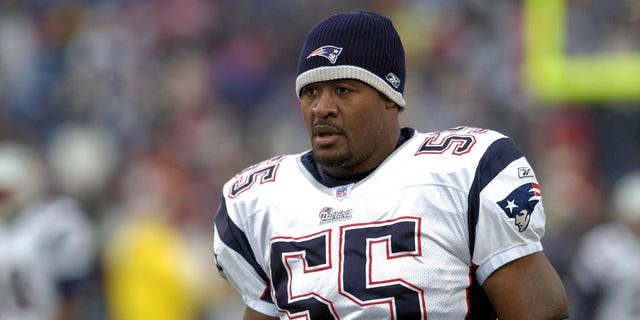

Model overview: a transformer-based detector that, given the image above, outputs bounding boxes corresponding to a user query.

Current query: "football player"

[570,171,640,319]
[213,11,569,320]
[0,142,94,320]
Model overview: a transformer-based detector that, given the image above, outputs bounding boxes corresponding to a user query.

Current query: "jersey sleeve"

[470,138,546,284]
[213,195,277,317]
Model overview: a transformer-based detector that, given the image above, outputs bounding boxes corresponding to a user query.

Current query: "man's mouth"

[313,125,343,145]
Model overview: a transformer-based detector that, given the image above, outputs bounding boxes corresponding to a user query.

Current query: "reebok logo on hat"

[386,73,401,88]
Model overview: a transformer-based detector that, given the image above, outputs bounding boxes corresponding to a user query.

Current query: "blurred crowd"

[0,0,638,319]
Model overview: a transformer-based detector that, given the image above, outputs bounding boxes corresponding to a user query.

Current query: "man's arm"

[244,306,278,320]
[482,251,569,320]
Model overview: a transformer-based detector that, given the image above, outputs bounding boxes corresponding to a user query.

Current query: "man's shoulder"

[406,126,511,162]
[222,153,305,200]
[413,126,509,144]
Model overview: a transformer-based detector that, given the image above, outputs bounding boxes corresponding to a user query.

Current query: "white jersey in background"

[214,127,547,320]
[0,226,56,320]
[0,197,94,320]
[571,222,640,320]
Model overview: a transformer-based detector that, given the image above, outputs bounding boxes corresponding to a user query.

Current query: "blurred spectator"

[47,124,119,206]
[569,171,640,320]
[101,153,210,320]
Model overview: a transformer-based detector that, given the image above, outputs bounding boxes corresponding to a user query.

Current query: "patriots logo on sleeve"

[497,182,542,232]
[306,45,343,64]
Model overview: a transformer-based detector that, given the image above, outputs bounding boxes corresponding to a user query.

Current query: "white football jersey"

[0,225,56,320]
[570,222,640,320]
[213,127,546,320]
[0,197,94,320]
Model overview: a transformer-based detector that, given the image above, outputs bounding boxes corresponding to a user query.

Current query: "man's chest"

[249,187,475,319]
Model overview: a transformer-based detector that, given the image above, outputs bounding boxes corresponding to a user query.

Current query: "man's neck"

[303,127,414,188]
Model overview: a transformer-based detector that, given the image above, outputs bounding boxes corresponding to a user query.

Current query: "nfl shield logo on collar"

[332,184,353,200]
[307,45,343,64]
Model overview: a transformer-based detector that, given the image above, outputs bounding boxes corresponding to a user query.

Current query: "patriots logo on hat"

[307,45,343,64]
[497,182,542,232]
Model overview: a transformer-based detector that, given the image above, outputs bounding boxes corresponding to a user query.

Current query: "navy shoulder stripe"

[467,137,523,257]
[215,196,273,302]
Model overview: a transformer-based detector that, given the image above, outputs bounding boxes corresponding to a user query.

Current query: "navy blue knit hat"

[296,11,406,107]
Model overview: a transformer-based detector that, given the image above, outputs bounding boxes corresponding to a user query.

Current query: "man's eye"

[336,87,350,94]
[303,87,317,96]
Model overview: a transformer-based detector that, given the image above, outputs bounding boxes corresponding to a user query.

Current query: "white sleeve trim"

[475,242,543,285]
[244,295,278,317]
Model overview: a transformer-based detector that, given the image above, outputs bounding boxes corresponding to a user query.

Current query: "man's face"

[299,79,396,176]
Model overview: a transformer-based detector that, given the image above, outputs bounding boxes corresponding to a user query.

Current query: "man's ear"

[385,101,397,110]
[386,99,404,112]
[381,94,396,109]
[380,92,403,112]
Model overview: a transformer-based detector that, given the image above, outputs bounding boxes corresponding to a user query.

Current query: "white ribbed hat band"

[295,66,406,106]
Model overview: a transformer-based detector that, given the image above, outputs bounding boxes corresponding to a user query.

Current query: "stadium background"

[0,0,638,319]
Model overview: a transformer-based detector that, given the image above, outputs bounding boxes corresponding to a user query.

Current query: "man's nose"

[312,89,338,118]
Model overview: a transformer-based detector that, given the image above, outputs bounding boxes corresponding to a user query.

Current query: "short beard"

[313,143,374,171]
[313,150,352,168]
